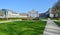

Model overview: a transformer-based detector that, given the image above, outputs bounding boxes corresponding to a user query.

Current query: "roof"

[28,9,38,14]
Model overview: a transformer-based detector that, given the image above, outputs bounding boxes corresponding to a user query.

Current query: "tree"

[52,0,60,18]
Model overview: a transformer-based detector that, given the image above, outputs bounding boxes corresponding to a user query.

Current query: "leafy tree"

[52,1,60,17]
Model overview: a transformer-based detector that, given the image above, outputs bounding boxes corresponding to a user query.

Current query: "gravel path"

[43,18,60,35]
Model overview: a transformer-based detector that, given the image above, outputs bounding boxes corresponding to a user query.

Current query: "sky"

[0,0,58,13]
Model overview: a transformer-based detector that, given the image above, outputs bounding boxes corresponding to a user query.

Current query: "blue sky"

[0,0,58,13]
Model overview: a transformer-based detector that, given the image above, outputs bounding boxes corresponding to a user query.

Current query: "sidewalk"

[43,18,60,35]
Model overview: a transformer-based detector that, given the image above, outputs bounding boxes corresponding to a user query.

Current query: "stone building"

[28,9,39,20]
[0,9,20,18]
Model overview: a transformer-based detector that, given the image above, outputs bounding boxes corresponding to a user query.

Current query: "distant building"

[49,8,60,18]
[0,9,30,19]
[0,9,40,20]
[49,8,54,17]
[19,13,28,18]
[0,10,3,16]
[28,9,39,18]
[50,0,60,18]
[0,9,20,18]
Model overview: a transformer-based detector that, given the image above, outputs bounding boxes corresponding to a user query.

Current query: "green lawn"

[0,20,46,35]
[55,21,60,26]
[50,18,57,20]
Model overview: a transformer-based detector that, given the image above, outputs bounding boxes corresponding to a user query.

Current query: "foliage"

[52,1,60,16]
[52,1,60,10]
[55,21,60,26]
[50,18,57,20]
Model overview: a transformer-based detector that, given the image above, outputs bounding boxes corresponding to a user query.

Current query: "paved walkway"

[0,19,22,23]
[43,18,60,35]
[41,19,60,21]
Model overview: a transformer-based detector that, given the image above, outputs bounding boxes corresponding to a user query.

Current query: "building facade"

[0,9,20,18]
[28,9,39,18]
[0,9,39,20]
[50,8,60,18]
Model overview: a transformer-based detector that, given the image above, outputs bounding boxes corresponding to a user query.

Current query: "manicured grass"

[50,18,57,20]
[55,21,60,26]
[0,20,46,35]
